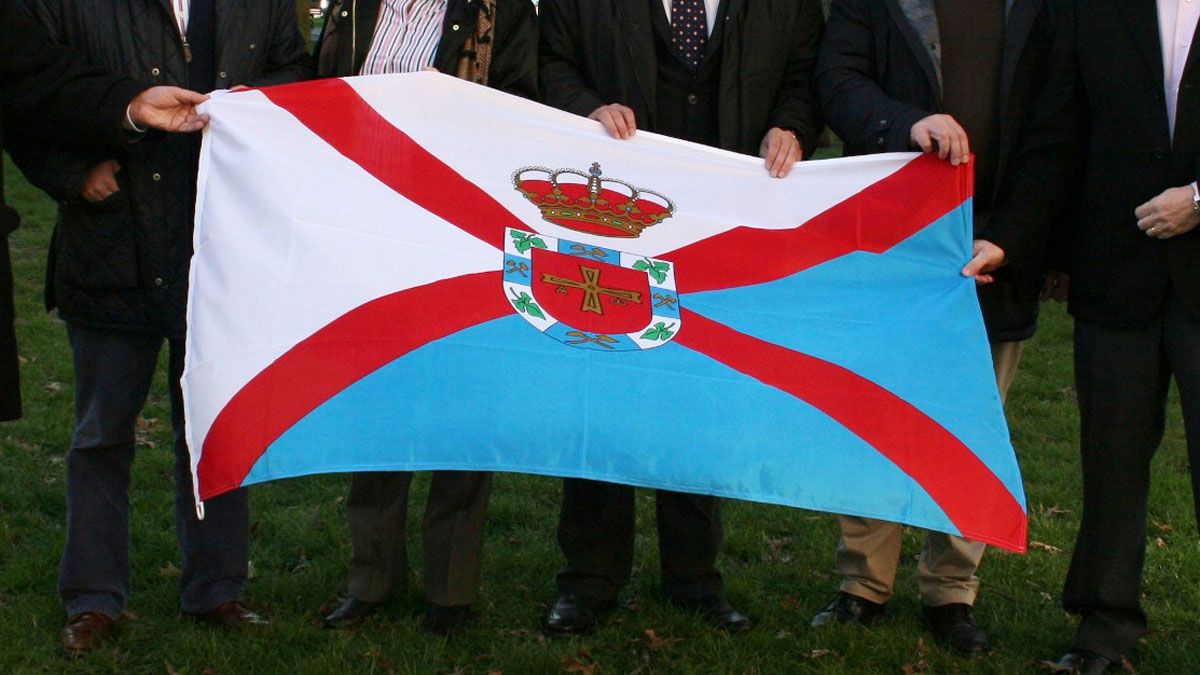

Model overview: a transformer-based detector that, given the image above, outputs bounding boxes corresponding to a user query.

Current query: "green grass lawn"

[1,155,1197,673]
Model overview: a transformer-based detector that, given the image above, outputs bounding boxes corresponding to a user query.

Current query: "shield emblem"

[502,228,681,351]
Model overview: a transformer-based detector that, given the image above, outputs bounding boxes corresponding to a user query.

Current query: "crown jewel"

[513,163,675,238]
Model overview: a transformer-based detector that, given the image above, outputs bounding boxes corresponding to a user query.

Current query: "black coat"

[538,0,825,158]
[314,0,538,99]
[1,0,148,421]
[10,0,311,337]
[990,0,1200,328]
[816,0,1060,342]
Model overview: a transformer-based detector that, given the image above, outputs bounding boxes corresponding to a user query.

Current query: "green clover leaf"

[641,321,676,341]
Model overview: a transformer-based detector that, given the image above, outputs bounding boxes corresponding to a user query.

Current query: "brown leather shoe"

[60,612,115,653]
[187,601,269,629]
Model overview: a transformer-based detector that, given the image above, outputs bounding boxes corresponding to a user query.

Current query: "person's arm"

[537,0,606,117]
[0,0,146,149]
[488,0,539,100]
[244,0,315,87]
[764,0,825,159]
[965,0,1086,281]
[816,0,932,153]
[4,139,105,204]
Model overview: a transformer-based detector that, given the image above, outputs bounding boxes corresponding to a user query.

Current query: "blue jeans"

[58,323,248,618]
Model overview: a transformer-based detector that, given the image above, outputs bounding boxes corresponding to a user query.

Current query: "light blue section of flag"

[245,200,1019,535]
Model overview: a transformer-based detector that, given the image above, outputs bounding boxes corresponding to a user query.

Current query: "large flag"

[185,74,1026,551]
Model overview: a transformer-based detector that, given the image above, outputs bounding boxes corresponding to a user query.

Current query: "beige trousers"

[835,341,1023,606]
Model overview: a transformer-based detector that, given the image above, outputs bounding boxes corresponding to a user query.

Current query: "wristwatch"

[1192,181,1200,214]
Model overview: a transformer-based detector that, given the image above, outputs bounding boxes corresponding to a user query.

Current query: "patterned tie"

[671,0,708,70]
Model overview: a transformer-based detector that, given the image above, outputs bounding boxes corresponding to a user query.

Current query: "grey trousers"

[345,470,492,607]
[834,340,1023,606]
[58,323,249,619]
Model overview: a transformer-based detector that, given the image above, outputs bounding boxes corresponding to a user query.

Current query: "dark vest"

[649,0,725,147]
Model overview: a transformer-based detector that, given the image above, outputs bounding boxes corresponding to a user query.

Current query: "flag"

[185,73,1026,551]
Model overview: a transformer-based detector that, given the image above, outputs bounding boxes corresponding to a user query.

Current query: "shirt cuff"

[123,104,147,134]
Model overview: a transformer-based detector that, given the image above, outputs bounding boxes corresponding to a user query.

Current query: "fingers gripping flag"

[185,74,1027,551]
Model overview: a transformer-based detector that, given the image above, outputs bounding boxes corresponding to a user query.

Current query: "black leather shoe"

[321,596,378,629]
[810,592,886,628]
[424,603,473,637]
[670,594,751,632]
[1042,650,1127,674]
[921,603,989,655]
[544,593,614,636]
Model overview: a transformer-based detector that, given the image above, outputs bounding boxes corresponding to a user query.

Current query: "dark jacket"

[538,0,825,158]
[9,0,311,338]
[990,0,1200,328]
[1,0,149,420]
[816,0,1060,342]
[314,0,538,98]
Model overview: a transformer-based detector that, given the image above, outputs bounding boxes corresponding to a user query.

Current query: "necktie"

[671,0,708,70]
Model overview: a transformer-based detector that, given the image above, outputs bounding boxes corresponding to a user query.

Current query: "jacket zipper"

[351,0,358,74]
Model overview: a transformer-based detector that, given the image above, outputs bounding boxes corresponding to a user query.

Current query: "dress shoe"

[423,603,473,637]
[921,603,989,655]
[187,601,269,629]
[60,612,115,653]
[322,596,379,629]
[543,593,615,636]
[670,594,752,632]
[1043,650,1126,674]
[810,592,886,628]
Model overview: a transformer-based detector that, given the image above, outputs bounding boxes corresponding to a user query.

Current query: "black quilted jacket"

[10,0,311,337]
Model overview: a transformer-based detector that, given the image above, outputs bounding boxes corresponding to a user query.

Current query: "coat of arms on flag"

[185,73,1027,552]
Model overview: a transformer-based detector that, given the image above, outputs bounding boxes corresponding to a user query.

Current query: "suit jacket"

[1,0,148,421]
[816,0,1060,341]
[990,0,1200,328]
[9,0,311,337]
[314,0,539,99]
[538,0,825,157]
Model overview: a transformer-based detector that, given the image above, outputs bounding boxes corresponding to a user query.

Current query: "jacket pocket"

[55,192,139,291]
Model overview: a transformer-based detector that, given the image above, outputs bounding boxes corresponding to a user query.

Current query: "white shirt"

[661,0,721,37]
[1158,0,1200,138]
[171,0,190,35]
[361,0,448,75]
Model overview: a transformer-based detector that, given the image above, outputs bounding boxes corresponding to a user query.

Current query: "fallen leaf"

[1153,520,1172,533]
[158,562,182,578]
[804,649,831,659]
[561,657,596,674]
[1155,537,1167,549]
[1030,541,1064,554]
[44,382,63,394]
[164,660,179,675]
[644,628,683,650]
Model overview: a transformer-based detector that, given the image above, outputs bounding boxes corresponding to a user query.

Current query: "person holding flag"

[7,0,310,652]
[536,0,825,635]
[312,0,538,637]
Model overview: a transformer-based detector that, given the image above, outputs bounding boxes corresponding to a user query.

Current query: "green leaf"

[641,321,676,341]
[633,260,652,272]
[524,304,546,319]
[529,237,548,250]
[513,292,546,319]
[515,240,532,253]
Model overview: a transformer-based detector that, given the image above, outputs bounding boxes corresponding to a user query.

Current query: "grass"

[1,153,1198,673]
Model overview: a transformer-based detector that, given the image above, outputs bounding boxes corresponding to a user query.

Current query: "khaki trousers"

[835,341,1023,606]
[345,470,492,607]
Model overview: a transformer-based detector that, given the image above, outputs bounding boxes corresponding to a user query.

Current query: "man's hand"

[1135,185,1200,240]
[588,103,637,140]
[962,239,1005,284]
[128,86,210,133]
[911,114,970,165]
[1040,271,1069,303]
[759,127,802,178]
[80,160,121,203]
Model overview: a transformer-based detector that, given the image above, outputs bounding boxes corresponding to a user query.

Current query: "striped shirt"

[360,0,449,75]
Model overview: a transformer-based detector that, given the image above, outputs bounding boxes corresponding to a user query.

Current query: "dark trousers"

[346,470,492,607]
[0,232,19,421]
[58,323,249,619]
[556,479,725,601]
[1065,299,1200,660]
